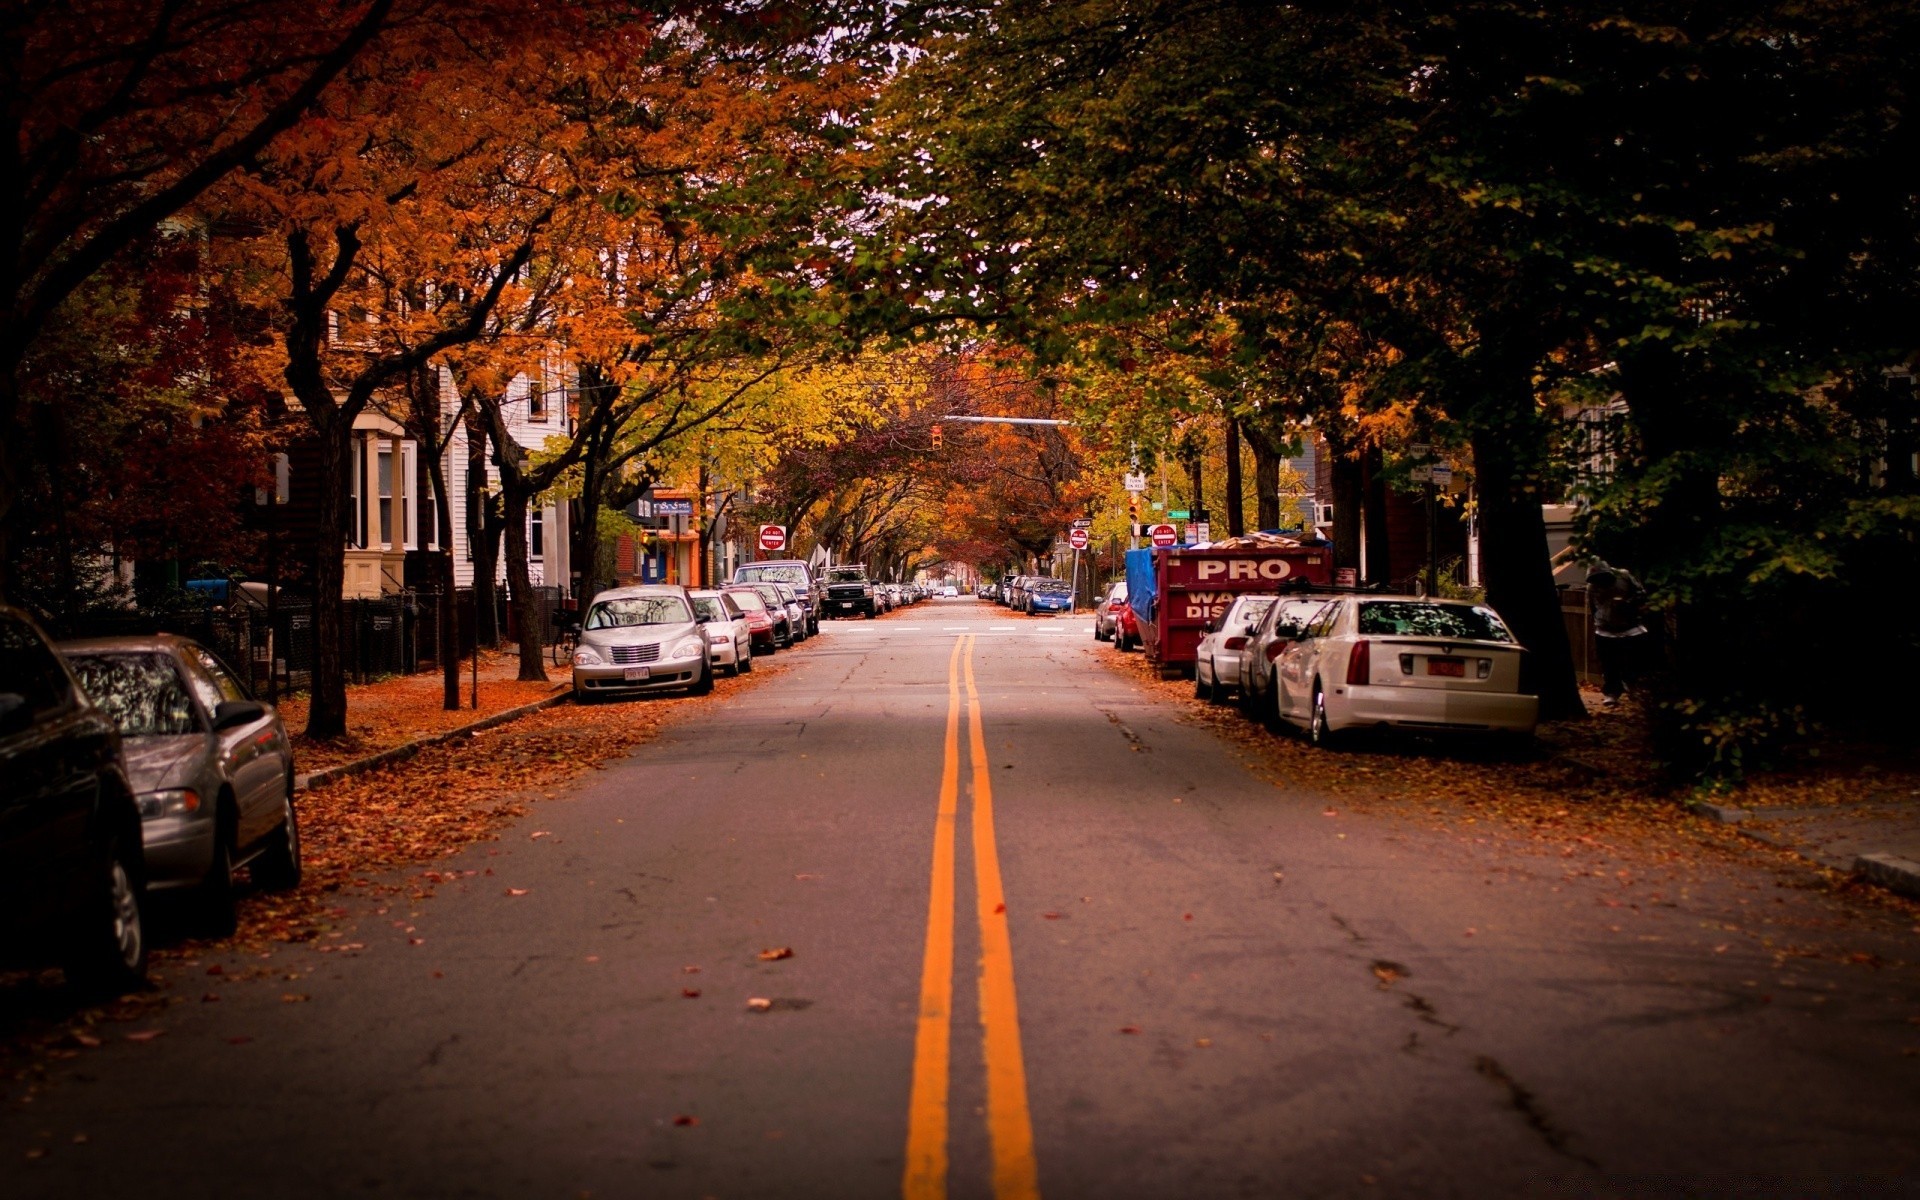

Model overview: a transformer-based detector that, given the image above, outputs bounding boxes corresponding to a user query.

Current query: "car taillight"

[1264,641,1286,662]
[1345,639,1371,686]
[1223,636,1248,651]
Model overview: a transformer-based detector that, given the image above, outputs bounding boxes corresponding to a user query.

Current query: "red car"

[721,586,781,651]
[1094,582,1139,650]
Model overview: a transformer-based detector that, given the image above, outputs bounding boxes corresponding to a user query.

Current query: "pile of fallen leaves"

[1087,642,1920,925]
[1,650,804,1088]
[277,648,563,772]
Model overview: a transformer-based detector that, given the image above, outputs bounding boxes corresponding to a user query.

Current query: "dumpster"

[1126,538,1333,671]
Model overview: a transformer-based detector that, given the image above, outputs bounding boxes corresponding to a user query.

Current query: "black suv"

[0,604,148,993]
[821,565,878,619]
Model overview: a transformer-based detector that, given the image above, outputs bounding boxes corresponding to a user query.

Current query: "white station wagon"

[1272,596,1538,746]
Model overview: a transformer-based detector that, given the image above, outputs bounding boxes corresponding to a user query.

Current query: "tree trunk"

[1362,444,1390,585]
[500,482,547,682]
[1329,440,1362,575]
[1184,451,1204,524]
[426,448,461,711]
[1243,421,1284,530]
[1224,417,1245,537]
[1471,421,1583,720]
[305,414,352,739]
[467,409,500,647]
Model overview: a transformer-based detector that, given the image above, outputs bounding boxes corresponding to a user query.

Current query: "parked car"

[1271,596,1538,746]
[732,560,818,633]
[1026,580,1073,614]
[1193,595,1277,704]
[822,565,878,618]
[690,590,754,676]
[774,584,808,642]
[1093,581,1129,642]
[62,635,301,935]
[722,586,782,651]
[571,586,713,700]
[1239,594,1341,717]
[944,585,959,598]
[742,583,796,646]
[0,604,148,993]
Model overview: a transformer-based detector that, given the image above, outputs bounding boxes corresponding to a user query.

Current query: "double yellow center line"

[904,635,1040,1200]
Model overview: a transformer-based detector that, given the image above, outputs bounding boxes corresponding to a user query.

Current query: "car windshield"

[1035,581,1069,593]
[584,596,692,629]
[726,589,767,613]
[826,569,865,583]
[737,565,806,586]
[691,596,730,622]
[67,652,201,736]
[1358,601,1515,643]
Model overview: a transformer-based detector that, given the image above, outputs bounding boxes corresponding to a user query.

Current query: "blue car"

[1026,585,1074,614]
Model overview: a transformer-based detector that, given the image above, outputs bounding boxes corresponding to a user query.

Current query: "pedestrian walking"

[1585,565,1651,705]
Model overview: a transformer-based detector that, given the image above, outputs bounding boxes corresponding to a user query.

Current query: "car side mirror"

[0,692,31,738]
[212,699,266,731]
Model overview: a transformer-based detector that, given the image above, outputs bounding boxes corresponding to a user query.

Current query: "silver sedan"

[62,635,302,935]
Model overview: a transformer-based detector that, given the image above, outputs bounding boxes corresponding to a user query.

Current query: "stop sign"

[1149,523,1178,547]
[1068,527,1089,550]
[758,524,786,552]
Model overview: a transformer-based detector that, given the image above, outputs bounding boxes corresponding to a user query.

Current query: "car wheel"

[65,828,148,996]
[690,660,714,695]
[739,649,754,674]
[1308,682,1340,749]
[198,804,240,938]
[252,781,303,892]
[1194,663,1211,701]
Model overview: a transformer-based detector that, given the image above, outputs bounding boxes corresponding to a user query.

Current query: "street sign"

[1123,472,1148,492]
[1410,464,1433,483]
[1169,509,1190,520]
[1335,567,1358,587]
[1410,442,1432,459]
[1071,517,1093,529]
[1069,527,1090,550]
[1431,464,1454,488]
[1190,521,1210,544]
[1149,523,1178,548]
[758,524,787,552]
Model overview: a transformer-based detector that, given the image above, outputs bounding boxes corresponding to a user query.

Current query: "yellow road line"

[965,639,1041,1200]
[903,636,965,1200]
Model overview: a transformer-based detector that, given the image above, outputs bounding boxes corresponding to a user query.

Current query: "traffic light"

[930,424,943,449]
[1128,494,1139,523]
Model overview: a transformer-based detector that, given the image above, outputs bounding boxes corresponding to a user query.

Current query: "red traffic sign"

[758,524,787,552]
[1068,528,1090,550]
[1149,523,1178,548]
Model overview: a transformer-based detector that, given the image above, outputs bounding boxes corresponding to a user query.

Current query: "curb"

[1686,799,1750,825]
[1853,853,1920,901]
[295,686,570,791]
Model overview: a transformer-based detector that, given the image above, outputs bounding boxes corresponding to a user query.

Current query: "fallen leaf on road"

[994,903,1006,914]
[71,1134,88,1144]
[681,988,702,999]
[757,947,793,961]
[747,997,773,1011]
[795,873,819,880]
[1195,1038,1213,1048]
[530,831,550,840]
[1118,1025,1142,1035]
[673,1115,699,1127]
[1042,912,1062,920]
[205,964,224,975]
[1463,928,1478,937]
[505,888,530,897]
[227,1036,254,1045]
[201,993,220,1002]
[1183,913,1193,921]
[682,965,700,974]
[124,1030,163,1042]
[25,1147,45,1160]
[409,938,424,946]
[1323,808,1338,817]
[70,1032,102,1048]
[1714,944,1730,954]
[280,994,310,1004]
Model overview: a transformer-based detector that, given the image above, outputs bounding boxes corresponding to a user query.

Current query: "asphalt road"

[5,597,1920,1198]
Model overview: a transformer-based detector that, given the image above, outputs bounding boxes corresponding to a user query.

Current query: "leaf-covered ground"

[1087,641,1920,934]
[276,648,565,771]
[0,650,801,1093]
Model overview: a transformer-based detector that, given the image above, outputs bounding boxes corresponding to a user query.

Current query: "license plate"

[623,666,650,681]
[1427,658,1465,677]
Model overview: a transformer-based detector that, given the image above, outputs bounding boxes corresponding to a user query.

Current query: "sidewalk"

[276,648,567,773]
[1717,770,1920,899]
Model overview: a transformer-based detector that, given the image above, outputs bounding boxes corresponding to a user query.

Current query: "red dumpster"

[1126,541,1333,671]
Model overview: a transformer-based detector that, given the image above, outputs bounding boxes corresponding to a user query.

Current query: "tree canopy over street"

[2,0,1916,771]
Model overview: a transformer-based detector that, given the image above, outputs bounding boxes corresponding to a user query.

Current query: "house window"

[527,374,547,423]
[377,448,394,546]
[531,509,545,560]
[348,440,364,547]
